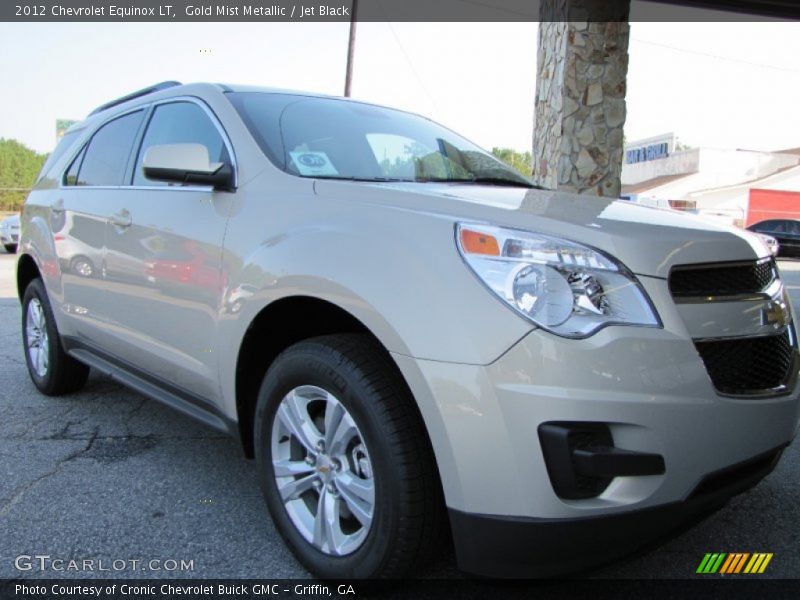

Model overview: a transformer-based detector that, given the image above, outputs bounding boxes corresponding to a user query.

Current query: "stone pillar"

[532,0,630,197]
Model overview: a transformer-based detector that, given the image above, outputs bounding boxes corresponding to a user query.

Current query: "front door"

[101,100,234,402]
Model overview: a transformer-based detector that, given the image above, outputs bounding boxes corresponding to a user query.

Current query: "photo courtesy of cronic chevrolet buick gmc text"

[17,82,800,579]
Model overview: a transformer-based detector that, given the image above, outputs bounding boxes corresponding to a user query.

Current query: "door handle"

[50,199,65,214]
[110,209,132,229]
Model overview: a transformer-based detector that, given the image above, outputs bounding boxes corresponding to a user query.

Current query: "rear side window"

[64,145,86,186]
[37,130,81,184]
[77,111,144,186]
[133,101,229,186]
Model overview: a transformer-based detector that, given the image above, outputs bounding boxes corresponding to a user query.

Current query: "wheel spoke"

[328,412,357,456]
[273,458,315,477]
[312,488,346,555]
[323,394,345,450]
[277,397,321,455]
[277,473,317,502]
[337,471,375,505]
[31,303,43,329]
[36,346,46,376]
[336,474,374,527]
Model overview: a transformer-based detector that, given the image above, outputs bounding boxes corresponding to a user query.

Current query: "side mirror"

[142,143,234,190]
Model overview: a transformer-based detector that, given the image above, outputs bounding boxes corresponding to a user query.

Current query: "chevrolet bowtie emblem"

[762,300,790,329]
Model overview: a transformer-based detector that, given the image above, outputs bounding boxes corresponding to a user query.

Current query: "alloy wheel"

[271,385,375,556]
[25,298,49,377]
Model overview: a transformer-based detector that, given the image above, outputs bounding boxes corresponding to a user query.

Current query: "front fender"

[219,192,531,367]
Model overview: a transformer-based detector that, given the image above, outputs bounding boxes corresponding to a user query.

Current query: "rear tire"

[22,278,89,395]
[70,255,95,278]
[4,244,17,254]
[254,334,444,579]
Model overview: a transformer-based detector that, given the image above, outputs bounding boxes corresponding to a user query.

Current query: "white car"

[0,213,20,253]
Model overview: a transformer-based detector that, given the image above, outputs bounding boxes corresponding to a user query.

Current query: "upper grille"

[669,259,776,299]
[695,329,796,395]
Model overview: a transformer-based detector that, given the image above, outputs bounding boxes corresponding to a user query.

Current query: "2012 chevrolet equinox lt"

[18,82,800,578]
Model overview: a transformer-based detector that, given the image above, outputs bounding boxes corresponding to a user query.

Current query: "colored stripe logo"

[697,553,773,574]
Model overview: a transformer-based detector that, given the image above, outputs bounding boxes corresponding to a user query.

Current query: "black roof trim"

[89,81,182,116]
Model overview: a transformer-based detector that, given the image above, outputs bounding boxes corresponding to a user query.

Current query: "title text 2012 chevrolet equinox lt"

[18,82,800,578]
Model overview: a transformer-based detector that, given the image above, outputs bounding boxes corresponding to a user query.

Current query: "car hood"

[314,180,767,278]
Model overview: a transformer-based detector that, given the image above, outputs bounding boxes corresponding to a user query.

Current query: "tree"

[491,147,532,177]
[0,138,47,211]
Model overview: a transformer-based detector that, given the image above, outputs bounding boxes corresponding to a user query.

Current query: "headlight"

[456,223,660,338]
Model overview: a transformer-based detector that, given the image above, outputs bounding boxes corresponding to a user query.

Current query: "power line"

[369,0,439,112]
[383,22,441,113]
[631,37,800,73]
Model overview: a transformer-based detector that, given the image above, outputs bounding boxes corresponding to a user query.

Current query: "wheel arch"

[233,296,433,464]
[17,253,42,302]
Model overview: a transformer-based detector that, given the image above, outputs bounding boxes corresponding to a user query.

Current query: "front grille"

[695,329,796,395]
[670,259,776,299]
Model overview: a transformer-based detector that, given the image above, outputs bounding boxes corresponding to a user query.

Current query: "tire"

[22,278,89,395]
[70,255,94,278]
[254,334,444,579]
[4,244,17,254]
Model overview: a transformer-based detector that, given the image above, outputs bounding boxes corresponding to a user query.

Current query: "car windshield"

[227,92,535,187]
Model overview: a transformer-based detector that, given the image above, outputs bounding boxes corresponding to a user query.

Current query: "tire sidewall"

[254,346,400,579]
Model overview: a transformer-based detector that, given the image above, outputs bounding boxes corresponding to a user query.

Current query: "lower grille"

[695,329,796,395]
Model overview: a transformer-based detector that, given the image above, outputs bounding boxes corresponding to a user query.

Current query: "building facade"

[621,132,800,227]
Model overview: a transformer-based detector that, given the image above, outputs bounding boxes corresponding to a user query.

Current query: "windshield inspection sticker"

[290,152,339,176]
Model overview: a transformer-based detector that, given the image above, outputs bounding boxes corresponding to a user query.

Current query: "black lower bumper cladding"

[449,445,785,578]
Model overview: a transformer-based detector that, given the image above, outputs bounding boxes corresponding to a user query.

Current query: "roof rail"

[89,81,182,116]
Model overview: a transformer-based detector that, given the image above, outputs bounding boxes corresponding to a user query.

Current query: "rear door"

[101,99,235,402]
[55,109,145,343]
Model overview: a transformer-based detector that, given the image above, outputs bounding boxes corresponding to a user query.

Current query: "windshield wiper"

[314,176,415,183]
[416,176,546,189]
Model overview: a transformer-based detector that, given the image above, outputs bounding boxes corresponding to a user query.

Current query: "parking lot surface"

[1,250,799,581]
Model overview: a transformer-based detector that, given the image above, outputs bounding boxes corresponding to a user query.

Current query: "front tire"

[254,334,443,579]
[4,244,17,254]
[22,278,89,395]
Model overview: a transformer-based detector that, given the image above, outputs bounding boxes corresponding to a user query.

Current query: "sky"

[0,20,798,155]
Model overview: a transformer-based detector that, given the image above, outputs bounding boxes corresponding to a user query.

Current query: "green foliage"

[378,141,472,180]
[491,147,532,177]
[0,138,47,210]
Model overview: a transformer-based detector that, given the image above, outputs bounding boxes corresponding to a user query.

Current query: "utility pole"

[344,0,358,97]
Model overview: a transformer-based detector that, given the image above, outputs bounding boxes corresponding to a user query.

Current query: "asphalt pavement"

[1,250,799,582]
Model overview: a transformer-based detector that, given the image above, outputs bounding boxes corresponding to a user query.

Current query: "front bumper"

[392,311,800,576]
[449,445,785,578]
